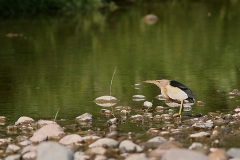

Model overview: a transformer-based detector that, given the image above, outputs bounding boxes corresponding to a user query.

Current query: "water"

[0,1,240,145]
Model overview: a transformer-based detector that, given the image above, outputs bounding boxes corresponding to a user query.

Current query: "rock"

[141,136,167,148]
[75,113,92,122]
[125,153,149,160]
[22,151,37,159]
[5,154,21,160]
[74,151,90,160]
[0,116,7,124]
[192,120,213,129]
[94,96,118,107]
[227,148,240,159]
[119,140,143,153]
[143,14,158,25]
[85,146,107,156]
[161,148,208,160]
[148,141,183,158]
[189,132,210,138]
[209,149,227,160]
[89,138,118,148]
[59,134,84,145]
[37,141,74,160]
[94,155,107,160]
[82,135,100,142]
[6,144,20,153]
[30,124,65,142]
[132,95,145,101]
[37,120,56,127]
[143,101,153,108]
[130,114,144,123]
[15,116,34,125]
[19,140,32,146]
[188,142,206,154]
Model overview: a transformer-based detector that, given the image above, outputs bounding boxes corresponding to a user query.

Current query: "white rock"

[125,153,149,160]
[76,113,92,122]
[161,148,208,160]
[5,154,21,160]
[59,134,83,145]
[15,116,34,125]
[6,144,20,153]
[30,124,65,142]
[37,141,74,160]
[119,140,143,153]
[89,138,118,148]
[37,120,56,127]
[189,132,210,138]
[148,136,167,143]
[143,101,153,108]
[74,151,90,160]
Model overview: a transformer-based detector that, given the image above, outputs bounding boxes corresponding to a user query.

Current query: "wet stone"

[15,116,34,125]
[155,106,164,112]
[143,101,153,108]
[132,95,146,101]
[0,116,7,125]
[130,114,144,123]
[37,120,56,128]
[75,113,92,123]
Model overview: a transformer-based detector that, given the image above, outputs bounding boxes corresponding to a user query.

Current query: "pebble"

[36,141,74,160]
[85,146,107,156]
[189,132,210,138]
[15,116,34,125]
[59,134,84,145]
[0,116,7,124]
[75,113,93,122]
[74,151,90,160]
[119,140,143,153]
[89,138,118,148]
[161,148,208,160]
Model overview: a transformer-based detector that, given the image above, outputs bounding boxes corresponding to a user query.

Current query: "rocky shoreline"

[1,105,240,160]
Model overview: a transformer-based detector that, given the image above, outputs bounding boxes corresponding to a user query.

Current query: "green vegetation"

[0,0,107,15]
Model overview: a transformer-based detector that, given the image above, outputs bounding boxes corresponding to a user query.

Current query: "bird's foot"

[173,113,181,118]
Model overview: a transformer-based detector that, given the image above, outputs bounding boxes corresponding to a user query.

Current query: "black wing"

[170,80,196,100]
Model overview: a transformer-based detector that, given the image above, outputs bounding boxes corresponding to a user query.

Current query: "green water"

[0,1,240,141]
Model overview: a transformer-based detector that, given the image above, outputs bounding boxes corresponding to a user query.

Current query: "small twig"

[110,67,117,97]
[54,108,60,122]
[110,68,117,118]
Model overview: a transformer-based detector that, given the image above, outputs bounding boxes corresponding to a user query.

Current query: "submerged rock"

[0,116,7,125]
[37,141,74,160]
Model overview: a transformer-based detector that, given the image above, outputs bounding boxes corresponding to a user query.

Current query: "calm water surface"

[0,1,240,147]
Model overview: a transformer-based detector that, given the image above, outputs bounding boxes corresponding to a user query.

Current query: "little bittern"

[144,79,196,117]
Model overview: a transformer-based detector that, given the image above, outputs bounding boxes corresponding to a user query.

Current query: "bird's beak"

[143,80,157,84]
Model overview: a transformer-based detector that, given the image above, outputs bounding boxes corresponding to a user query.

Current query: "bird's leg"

[173,100,184,118]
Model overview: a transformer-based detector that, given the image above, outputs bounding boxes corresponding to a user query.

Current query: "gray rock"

[227,148,240,159]
[59,134,83,145]
[30,124,65,142]
[89,138,118,148]
[74,151,90,160]
[161,148,208,160]
[5,154,21,160]
[37,141,74,160]
[119,140,143,153]
[6,144,21,153]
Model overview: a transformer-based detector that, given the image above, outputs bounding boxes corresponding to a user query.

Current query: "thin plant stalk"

[54,108,60,122]
[110,68,117,117]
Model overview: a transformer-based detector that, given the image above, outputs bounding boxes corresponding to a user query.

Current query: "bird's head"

[143,79,169,87]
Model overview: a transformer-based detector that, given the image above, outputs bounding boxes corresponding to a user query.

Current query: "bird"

[144,79,196,117]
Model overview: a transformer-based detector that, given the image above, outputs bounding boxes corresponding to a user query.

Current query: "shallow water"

[0,1,240,147]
